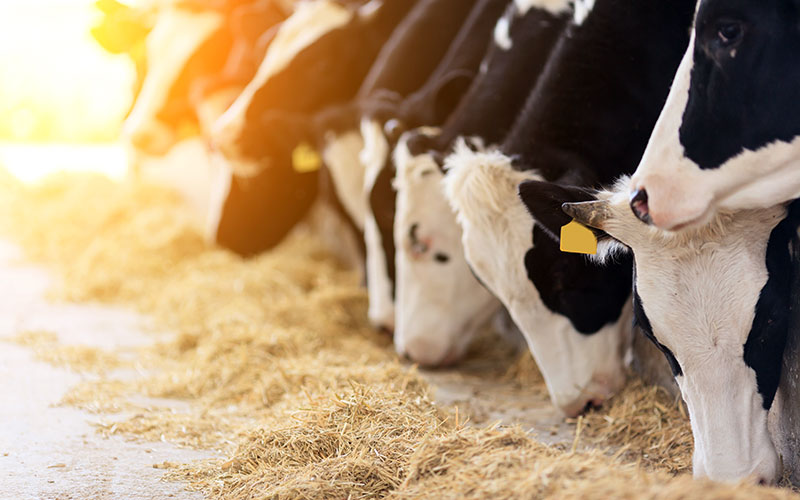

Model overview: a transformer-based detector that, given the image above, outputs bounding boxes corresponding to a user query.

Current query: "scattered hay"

[6,330,125,374]
[2,170,797,499]
[581,379,693,473]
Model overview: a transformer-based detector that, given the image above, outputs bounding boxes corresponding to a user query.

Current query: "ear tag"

[560,220,597,255]
[292,142,322,173]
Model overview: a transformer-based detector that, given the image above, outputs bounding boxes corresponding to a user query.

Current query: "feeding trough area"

[3,0,800,498]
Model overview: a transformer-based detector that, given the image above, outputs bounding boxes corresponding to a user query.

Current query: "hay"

[6,330,125,374]
[2,169,798,499]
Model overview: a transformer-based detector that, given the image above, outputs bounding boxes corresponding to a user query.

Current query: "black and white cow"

[443,0,696,416]
[516,181,800,484]
[359,0,509,332]
[210,0,417,256]
[627,1,800,231]
[391,0,571,365]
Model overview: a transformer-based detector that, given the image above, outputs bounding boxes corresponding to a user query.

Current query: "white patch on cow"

[360,118,395,331]
[212,0,352,174]
[570,182,785,483]
[303,199,366,280]
[496,0,572,52]
[493,14,513,51]
[514,0,572,16]
[632,30,800,230]
[205,151,234,244]
[122,7,222,156]
[443,140,628,416]
[393,132,501,366]
[573,0,595,25]
[358,0,383,20]
[322,130,367,231]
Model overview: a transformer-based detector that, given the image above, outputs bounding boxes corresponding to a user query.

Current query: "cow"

[516,180,800,484]
[443,0,696,417]
[359,0,509,332]
[626,1,800,231]
[391,0,571,365]
[121,0,287,156]
[209,0,419,257]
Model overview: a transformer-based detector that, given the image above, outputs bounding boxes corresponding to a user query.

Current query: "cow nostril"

[629,188,652,225]
[378,324,394,336]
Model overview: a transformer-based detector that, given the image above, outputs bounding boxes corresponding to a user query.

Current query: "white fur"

[393,133,501,366]
[584,181,785,483]
[573,0,595,25]
[360,119,395,330]
[493,15,513,51]
[514,0,572,16]
[322,130,367,231]
[122,7,222,155]
[212,0,352,175]
[632,30,800,230]
[443,141,628,416]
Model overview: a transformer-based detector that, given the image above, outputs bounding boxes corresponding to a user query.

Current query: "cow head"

[542,177,797,484]
[630,0,800,230]
[393,131,500,366]
[444,140,630,417]
[122,6,226,156]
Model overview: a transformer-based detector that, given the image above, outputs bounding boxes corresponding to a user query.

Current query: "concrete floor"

[0,241,215,500]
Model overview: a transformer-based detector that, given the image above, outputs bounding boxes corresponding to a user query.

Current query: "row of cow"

[97,0,800,487]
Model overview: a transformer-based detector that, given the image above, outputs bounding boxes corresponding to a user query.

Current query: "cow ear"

[517,180,598,241]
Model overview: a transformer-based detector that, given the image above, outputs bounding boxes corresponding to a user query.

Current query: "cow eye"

[716,20,744,45]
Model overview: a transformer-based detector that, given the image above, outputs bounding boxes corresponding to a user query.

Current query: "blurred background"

[0,0,146,182]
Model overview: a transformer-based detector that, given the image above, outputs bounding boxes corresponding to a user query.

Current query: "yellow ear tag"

[560,220,597,255]
[292,142,322,173]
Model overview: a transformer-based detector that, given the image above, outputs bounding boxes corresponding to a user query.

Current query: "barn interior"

[2,1,800,499]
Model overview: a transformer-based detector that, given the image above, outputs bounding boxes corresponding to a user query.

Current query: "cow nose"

[629,188,652,224]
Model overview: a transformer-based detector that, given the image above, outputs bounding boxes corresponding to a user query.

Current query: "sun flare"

[0,0,151,181]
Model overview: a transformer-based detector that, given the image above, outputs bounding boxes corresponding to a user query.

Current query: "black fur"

[744,200,800,409]
[680,0,800,170]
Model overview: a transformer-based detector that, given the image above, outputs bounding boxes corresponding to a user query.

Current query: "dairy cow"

[516,181,800,484]
[443,0,696,416]
[312,0,483,238]
[360,0,509,332]
[628,1,800,231]
[210,0,418,256]
[391,0,571,365]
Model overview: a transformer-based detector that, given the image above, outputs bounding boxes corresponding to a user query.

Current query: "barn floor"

[1,166,797,499]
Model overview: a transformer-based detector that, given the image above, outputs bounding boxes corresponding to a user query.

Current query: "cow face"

[548,178,796,484]
[393,132,500,366]
[361,119,396,332]
[212,0,353,175]
[444,141,629,417]
[122,7,225,156]
[630,0,800,230]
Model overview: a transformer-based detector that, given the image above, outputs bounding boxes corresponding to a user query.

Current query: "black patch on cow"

[368,157,397,299]
[744,200,800,410]
[430,4,569,154]
[679,0,800,170]
[524,226,632,335]
[215,160,319,257]
[632,268,682,377]
[518,180,598,241]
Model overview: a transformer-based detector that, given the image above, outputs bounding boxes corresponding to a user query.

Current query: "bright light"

[0,1,138,143]
[0,144,128,184]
